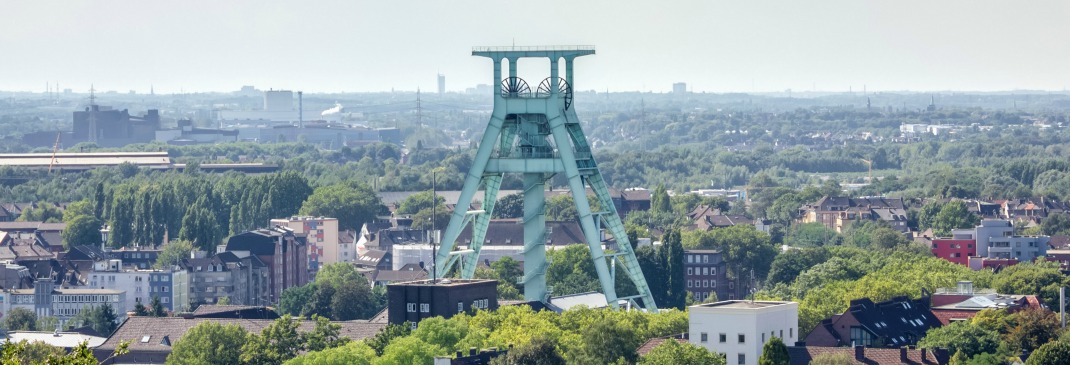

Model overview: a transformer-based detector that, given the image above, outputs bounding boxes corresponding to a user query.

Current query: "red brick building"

[225,226,310,302]
[930,239,975,265]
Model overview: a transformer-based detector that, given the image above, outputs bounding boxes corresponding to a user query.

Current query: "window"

[719,333,726,343]
[711,281,717,288]
[700,332,708,343]
[410,322,417,330]
[738,334,745,344]
[688,280,693,288]
[703,255,709,263]
[762,333,765,343]
[702,267,709,276]
[688,255,694,263]
[780,330,783,338]
[738,353,746,365]
[406,303,416,313]
[790,328,793,338]
[458,302,464,313]
[420,303,430,313]
[711,268,717,276]
[850,326,873,347]
[687,268,693,275]
[703,280,709,288]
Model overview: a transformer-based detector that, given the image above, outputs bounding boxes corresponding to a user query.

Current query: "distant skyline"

[2,1,1068,94]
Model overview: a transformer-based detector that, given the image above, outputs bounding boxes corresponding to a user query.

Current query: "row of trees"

[2,304,119,336]
[277,263,385,321]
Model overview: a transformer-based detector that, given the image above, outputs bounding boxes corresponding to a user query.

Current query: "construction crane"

[860,159,873,183]
[48,132,61,173]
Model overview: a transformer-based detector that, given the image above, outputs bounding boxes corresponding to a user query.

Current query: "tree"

[490,335,566,365]
[917,321,1001,358]
[299,182,386,230]
[92,303,119,335]
[639,339,722,365]
[493,193,524,219]
[365,323,411,356]
[491,256,524,293]
[278,284,317,317]
[758,337,790,365]
[166,322,248,365]
[1025,340,1070,365]
[302,315,350,352]
[1041,213,1070,236]
[2,339,128,365]
[410,206,450,231]
[1006,308,1061,353]
[663,228,686,310]
[3,307,37,331]
[61,215,103,249]
[991,262,1070,309]
[133,302,149,316]
[155,240,194,269]
[36,316,58,332]
[651,185,671,213]
[931,201,980,236]
[240,315,305,365]
[331,280,376,321]
[766,247,830,287]
[376,336,444,365]
[178,204,221,252]
[282,341,375,365]
[150,296,166,317]
[545,194,579,222]
[396,190,445,215]
[17,202,63,223]
[573,317,640,364]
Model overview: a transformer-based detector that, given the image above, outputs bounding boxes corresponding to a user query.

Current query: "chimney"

[900,347,908,362]
[854,345,865,361]
[469,347,477,356]
[921,348,928,362]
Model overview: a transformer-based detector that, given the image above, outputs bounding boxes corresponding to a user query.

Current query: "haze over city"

[3,0,1069,94]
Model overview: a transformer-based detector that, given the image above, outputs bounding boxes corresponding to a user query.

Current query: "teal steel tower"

[433,46,658,312]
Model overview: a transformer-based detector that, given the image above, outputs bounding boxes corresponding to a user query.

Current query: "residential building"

[224,226,309,303]
[173,251,269,310]
[930,239,975,265]
[954,220,1049,262]
[387,279,498,329]
[929,281,1045,324]
[4,278,125,326]
[804,296,941,348]
[683,249,734,301]
[689,300,799,365]
[800,196,907,233]
[81,262,152,314]
[270,216,344,273]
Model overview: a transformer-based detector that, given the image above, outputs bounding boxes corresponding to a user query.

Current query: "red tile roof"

[788,346,949,365]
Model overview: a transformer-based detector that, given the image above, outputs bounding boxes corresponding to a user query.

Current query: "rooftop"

[389,278,496,287]
[693,300,796,309]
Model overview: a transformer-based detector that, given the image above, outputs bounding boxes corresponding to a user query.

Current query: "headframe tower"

[434,46,658,311]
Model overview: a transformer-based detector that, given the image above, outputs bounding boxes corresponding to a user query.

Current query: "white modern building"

[689,300,799,365]
[74,259,174,314]
[4,279,125,326]
[953,219,1049,262]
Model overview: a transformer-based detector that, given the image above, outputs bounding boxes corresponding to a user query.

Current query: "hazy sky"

[2,0,1068,94]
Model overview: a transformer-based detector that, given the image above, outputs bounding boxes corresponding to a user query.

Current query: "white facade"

[392,244,530,271]
[4,287,125,326]
[76,260,173,313]
[689,300,799,365]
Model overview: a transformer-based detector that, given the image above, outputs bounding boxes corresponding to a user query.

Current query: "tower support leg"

[522,173,547,301]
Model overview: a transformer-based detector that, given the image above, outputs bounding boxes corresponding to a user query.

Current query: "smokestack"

[298,91,303,128]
